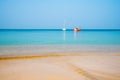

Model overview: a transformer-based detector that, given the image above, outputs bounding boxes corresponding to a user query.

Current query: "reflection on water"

[74,31,77,40]
[63,31,66,40]
[63,31,80,41]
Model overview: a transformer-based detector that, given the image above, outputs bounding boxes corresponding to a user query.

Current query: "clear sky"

[0,0,120,29]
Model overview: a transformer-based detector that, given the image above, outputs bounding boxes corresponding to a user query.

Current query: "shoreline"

[1,44,120,57]
[0,53,120,60]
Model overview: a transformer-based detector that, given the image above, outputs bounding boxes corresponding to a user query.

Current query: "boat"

[62,28,66,31]
[74,27,80,32]
[62,20,66,31]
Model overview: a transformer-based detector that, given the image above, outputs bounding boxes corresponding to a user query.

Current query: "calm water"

[0,29,120,45]
[0,29,120,56]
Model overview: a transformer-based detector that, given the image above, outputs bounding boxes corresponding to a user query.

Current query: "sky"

[0,0,120,29]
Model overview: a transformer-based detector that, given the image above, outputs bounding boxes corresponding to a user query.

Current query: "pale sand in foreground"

[0,54,120,80]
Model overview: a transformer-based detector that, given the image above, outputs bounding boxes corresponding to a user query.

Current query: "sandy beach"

[0,54,120,80]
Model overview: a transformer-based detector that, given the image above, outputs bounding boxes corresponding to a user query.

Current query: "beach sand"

[0,54,120,80]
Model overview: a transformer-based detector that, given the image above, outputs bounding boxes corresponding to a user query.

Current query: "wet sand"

[0,54,120,80]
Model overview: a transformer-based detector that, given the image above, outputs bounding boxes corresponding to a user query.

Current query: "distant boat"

[74,27,80,32]
[62,28,66,31]
[62,20,66,31]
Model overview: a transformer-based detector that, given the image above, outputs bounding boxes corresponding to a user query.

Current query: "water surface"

[0,29,120,56]
[0,29,120,45]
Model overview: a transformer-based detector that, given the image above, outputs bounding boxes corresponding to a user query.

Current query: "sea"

[0,29,120,56]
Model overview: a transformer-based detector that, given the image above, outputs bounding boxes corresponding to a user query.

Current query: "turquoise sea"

[0,29,120,56]
[0,29,120,45]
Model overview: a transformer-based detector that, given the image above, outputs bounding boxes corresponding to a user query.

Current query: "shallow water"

[0,45,120,57]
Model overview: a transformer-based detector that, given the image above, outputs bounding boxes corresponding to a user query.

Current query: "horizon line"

[0,29,120,31]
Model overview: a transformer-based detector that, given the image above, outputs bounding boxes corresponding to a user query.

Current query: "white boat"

[62,20,66,31]
[62,28,66,31]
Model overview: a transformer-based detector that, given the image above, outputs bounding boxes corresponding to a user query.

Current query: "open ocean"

[0,29,120,56]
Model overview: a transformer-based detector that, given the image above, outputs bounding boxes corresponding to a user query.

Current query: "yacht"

[74,27,80,32]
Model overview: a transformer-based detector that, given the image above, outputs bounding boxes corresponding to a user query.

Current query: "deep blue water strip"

[0,29,120,31]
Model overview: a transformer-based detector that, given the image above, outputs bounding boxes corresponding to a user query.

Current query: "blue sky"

[0,0,120,29]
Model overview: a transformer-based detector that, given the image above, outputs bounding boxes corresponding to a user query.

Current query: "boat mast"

[62,20,66,31]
